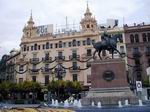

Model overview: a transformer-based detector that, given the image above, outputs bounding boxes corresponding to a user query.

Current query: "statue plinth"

[82,59,138,106]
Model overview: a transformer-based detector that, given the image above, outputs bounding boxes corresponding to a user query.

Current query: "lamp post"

[54,64,66,80]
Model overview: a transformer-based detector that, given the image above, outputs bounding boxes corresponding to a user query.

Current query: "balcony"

[29,69,39,74]
[55,56,65,61]
[69,66,80,72]
[41,68,52,74]
[30,58,39,64]
[69,55,80,60]
[42,57,52,63]
[145,51,150,56]
[132,52,141,58]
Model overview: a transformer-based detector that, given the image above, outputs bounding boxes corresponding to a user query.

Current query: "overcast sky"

[0,0,150,58]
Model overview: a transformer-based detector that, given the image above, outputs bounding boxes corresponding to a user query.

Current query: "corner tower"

[80,3,98,32]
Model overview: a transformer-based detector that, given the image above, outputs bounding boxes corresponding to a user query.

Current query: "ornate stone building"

[2,5,125,88]
[124,23,150,85]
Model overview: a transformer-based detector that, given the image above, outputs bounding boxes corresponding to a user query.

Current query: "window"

[87,38,91,45]
[32,64,36,70]
[72,74,78,81]
[77,41,80,46]
[68,42,72,47]
[72,62,77,70]
[130,34,134,43]
[19,65,24,71]
[63,42,66,47]
[87,49,92,56]
[87,24,90,28]
[27,46,29,51]
[135,34,139,43]
[72,39,76,47]
[19,78,23,83]
[142,33,147,42]
[135,59,140,65]
[58,51,63,57]
[43,44,45,49]
[72,50,77,58]
[31,46,34,51]
[92,39,95,44]
[34,44,37,50]
[55,43,58,48]
[45,63,49,68]
[38,45,40,50]
[46,42,49,49]
[32,76,36,82]
[23,45,26,51]
[45,52,49,59]
[82,40,86,46]
[148,58,150,67]
[148,33,150,42]
[45,75,49,85]
[59,41,62,48]
[146,47,150,52]
[133,47,139,53]
[50,44,53,49]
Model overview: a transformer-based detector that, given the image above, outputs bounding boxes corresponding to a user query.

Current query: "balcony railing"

[30,58,39,64]
[55,56,65,61]
[132,52,141,57]
[42,57,52,63]
[145,51,150,56]
[41,68,52,74]
[69,55,80,60]
[29,69,39,74]
[69,66,80,72]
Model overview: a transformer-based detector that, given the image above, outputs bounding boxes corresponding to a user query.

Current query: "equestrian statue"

[92,32,123,60]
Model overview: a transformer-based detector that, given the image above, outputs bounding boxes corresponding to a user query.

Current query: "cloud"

[0,0,150,58]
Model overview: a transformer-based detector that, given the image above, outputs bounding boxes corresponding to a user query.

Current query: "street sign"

[146,67,150,76]
[136,81,142,92]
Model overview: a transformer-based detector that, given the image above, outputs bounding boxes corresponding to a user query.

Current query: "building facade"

[2,5,125,88]
[124,23,150,85]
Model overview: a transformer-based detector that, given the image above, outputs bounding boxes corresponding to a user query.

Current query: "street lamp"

[54,64,66,80]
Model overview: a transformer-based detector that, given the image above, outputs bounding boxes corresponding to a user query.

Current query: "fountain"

[138,99,143,106]
[125,100,129,106]
[77,99,82,108]
[118,101,122,107]
[73,99,78,106]
[64,99,69,107]
[54,100,59,107]
[51,99,55,106]
[97,101,102,108]
[92,101,95,106]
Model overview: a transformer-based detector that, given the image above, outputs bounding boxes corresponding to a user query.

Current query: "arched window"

[46,42,49,49]
[87,38,91,45]
[34,44,37,50]
[72,39,76,47]
[130,34,134,43]
[87,24,90,28]
[135,34,139,43]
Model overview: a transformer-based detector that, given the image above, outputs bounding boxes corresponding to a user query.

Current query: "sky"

[0,0,150,58]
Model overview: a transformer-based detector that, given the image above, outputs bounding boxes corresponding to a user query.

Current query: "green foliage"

[143,78,150,87]
[47,80,82,100]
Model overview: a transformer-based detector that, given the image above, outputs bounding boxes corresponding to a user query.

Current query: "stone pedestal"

[82,59,138,106]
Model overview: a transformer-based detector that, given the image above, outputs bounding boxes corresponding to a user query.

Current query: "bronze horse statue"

[92,34,123,59]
